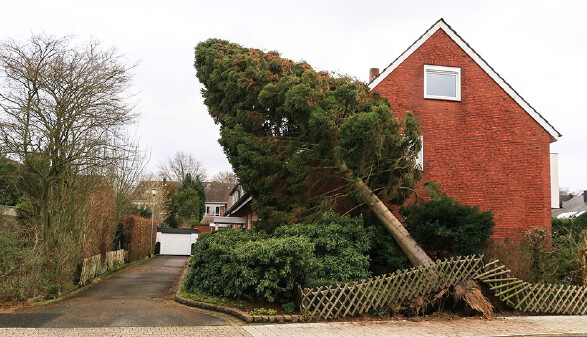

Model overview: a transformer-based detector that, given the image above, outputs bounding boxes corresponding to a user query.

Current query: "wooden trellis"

[476,260,587,315]
[299,256,484,319]
[299,256,587,319]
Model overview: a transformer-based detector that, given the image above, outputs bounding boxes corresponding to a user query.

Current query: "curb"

[174,294,305,323]
[173,261,305,323]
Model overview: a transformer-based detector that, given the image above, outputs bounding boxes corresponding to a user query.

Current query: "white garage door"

[159,233,192,255]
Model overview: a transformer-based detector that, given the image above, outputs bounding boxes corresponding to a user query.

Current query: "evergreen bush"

[274,211,372,287]
[184,212,373,304]
[184,229,314,303]
[400,187,495,259]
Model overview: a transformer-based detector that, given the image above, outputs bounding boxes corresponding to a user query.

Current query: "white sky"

[1,0,586,191]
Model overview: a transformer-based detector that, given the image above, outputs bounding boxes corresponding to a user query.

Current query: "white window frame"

[424,65,461,101]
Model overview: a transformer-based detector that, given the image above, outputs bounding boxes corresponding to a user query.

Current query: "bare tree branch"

[158,151,207,182]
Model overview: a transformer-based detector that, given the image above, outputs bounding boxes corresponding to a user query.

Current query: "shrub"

[484,240,533,280]
[234,236,316,303]
[184,212,374,304]
[184,229,315,303]
[0,216,43,302]
[524,218,587,285]
[400,188,495,259]
[274,211,372,286]
[0,157,19,206]
[366,219,409,275]
[123,215,154,261]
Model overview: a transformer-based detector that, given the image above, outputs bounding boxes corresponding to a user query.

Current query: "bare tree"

[102,137,149,222]
[211,170,237,185]
[0,35,137,168]
[0,34,138,283]
[159,151,207,182]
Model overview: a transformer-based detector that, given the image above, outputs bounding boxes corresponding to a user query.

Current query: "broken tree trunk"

[338,161,434,267]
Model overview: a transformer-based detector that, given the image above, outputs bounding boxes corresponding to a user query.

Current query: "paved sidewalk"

[1,316,585,336]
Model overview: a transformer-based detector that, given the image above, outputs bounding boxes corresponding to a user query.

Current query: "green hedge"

[274,211,372,287]
[400,191,495,259]
[184,212,372,303]
[184,229,314,303]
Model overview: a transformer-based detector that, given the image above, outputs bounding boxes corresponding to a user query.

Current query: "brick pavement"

[0,316,585,336]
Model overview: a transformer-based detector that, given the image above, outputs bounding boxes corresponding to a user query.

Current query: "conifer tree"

[195,39,431,266]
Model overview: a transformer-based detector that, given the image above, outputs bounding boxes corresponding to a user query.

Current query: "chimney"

[162,176,167,186]
[369,68,380,82]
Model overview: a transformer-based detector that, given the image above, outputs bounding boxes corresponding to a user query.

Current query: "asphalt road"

[0,256,229,328]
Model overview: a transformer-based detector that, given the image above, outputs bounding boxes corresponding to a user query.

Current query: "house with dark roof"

[212,184,257,230]
[199,181,233,225]
[369,19,560,242]
[553,191,587,219]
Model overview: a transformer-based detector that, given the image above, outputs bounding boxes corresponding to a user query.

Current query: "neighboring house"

[197,181,233,228]
[132,178,180,208]
[213,184,257,230]
[369,19,561,242]
[552,192,587,219]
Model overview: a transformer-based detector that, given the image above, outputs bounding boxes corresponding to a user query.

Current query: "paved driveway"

[0,256,229,327]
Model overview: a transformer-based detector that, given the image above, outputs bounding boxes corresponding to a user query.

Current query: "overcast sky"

[2,0,586,191]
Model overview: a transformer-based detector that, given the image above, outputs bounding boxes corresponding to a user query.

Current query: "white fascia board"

[229,196,252,215]
[369,19,560,142]
[213,216,247,224]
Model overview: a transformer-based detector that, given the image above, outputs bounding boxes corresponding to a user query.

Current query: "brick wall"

[372,29,551,242]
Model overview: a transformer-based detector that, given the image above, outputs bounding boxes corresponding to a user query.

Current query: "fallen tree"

[195,39,431,266]
[194,39,494,317]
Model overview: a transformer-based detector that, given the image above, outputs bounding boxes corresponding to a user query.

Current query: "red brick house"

[369,19,561,242]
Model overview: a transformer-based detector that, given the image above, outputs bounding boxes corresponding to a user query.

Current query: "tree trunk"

[338,161,433,267]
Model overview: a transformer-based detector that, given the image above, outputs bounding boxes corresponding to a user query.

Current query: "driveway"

[0,256,229,327]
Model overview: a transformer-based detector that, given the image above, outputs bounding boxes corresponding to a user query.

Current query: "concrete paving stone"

[1,316,586,336]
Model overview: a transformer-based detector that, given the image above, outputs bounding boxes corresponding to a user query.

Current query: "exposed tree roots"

[453,280,494,318]
[402,280,493,318]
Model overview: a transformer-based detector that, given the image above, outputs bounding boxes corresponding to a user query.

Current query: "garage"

[156,228,199,256]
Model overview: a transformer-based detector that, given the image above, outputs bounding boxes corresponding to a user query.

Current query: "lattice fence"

[476,260,587,315]
[299,256,484,319]
[299,256,587,319]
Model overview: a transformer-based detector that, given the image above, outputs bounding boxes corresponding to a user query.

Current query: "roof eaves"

[224,192,251,216]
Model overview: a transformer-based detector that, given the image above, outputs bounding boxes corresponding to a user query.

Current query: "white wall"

[551,153,560,209]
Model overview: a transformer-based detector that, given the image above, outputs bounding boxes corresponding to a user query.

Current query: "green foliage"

[274,211,372,286]
[249,307,277,316]
[195,39,421,230]
[128,205,151,218]
[0,157,19,206]
[177,188,201,225]
[184,229,315,303]
[400,187,495,259]
[0,217,43,302]
[177,173,206,225]
[524,217,587,285]
[367,219,410,275]
[281,301,296,314]
[184,212,373,304]
[161,184,180,228]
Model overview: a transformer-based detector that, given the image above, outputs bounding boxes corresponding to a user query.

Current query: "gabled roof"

[369,19,561,142]
[204,181,233,203]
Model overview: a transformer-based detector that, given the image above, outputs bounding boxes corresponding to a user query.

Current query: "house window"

[206,205,221,216]
[424,65,461,101]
